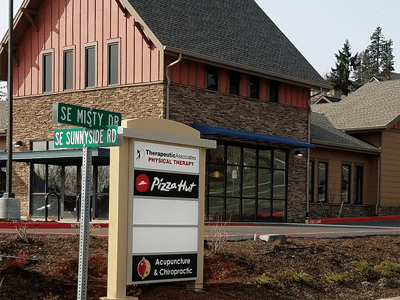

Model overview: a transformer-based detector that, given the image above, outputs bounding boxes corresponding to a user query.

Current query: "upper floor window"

[85,45,96,88]
[269,79,280,103]
[107,42,119,85]
[63,49,74,91]
[207,65,219,91]
[42,52,53,93]
[229,70,240,95]
[250,75,260,99]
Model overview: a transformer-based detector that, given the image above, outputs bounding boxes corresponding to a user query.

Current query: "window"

[341,164,351,203]
[42,52,53,93]
[354,166,363,204]
[269,79,279,103]
[63,49,74,91]
[207,65,219,91]
[318,162,328,202]
[250,75,260,99]
[31,140,56,151]
[308,160,315,202]
[206,143,287,222]
[229,71,240,95]
[85,46,96,88]
[107,42,119,85]
[0,161,5,197]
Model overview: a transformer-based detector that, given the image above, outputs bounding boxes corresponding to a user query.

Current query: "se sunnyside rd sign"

[53,126,120,148]
[53,103,121,129]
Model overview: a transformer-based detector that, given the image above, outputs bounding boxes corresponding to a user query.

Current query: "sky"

[0,0,399,78]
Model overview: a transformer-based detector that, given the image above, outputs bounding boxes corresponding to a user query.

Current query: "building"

[313,79,400,217]
[0,0,328,222]
[309,112,380,218]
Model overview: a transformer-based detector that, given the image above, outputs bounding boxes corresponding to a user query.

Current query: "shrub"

[325,270,351,283]
[374,261,400,277]
[256,273,284,289]
[280,268,313,283]
[352,260,379,280]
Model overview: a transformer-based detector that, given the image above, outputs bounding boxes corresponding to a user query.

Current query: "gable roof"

[312,80,400,132]
[0,0,328,89]
[127,0,328,89]
[312,95,341,105]
[310,112,380,154]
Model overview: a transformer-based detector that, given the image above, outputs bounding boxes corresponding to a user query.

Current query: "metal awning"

[0,148,110,164]
[191,124,314,148]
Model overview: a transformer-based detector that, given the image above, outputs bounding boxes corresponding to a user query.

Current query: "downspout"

[165,51,182,119]
[375,152,382,215]
[306,89,321,221]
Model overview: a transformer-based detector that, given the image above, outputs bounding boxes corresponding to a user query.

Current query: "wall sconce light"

[294,149,306,157]
[12,141,23,147]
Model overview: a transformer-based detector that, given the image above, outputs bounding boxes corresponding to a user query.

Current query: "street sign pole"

[77,145,92,300]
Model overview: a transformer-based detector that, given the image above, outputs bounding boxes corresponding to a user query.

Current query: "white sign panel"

[134,141,200,174]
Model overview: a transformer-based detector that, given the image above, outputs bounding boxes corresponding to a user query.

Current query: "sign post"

[52,103,122,300]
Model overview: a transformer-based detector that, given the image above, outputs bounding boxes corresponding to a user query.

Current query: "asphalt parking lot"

[2,219,400,239]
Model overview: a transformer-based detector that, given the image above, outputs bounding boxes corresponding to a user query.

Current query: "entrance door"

[62,165,80,220]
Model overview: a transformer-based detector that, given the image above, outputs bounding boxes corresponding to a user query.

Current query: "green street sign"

[54,126,120,148]
[53,103,122,129]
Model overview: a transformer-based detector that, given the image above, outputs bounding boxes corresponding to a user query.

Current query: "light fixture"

[294,149,305,157]
[12,141,23,147]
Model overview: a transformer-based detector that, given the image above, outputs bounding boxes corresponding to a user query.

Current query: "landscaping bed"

[1,232,400,299]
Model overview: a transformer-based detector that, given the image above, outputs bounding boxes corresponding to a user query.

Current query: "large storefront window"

[30,163,109,220]
[206,143,288,222]
[0,161,6,196]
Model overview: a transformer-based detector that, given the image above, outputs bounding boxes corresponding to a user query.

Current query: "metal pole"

[6,0,14,197]
[77,146,92,300]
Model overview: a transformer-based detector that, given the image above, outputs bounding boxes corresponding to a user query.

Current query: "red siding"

[13,0,164,97]
[219,69,228,93]
[241,74,249,97]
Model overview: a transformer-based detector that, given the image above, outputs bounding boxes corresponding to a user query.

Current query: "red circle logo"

[136,174,150,193]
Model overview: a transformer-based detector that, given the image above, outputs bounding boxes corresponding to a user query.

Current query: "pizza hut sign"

[134,170,198,198]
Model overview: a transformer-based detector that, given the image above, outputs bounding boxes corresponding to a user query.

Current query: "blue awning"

[191,124,314,148]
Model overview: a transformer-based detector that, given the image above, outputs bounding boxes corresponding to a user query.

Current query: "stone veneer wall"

[309,203,376,219]
[168,83,310,222]
[12,83,165,216]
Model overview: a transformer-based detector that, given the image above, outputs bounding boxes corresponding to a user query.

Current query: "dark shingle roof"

[127,0,327,88]
[310,112,380,154]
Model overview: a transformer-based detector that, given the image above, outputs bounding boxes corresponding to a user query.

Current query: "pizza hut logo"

[135,174,150,193]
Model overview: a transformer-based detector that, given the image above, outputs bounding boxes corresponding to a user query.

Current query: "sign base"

[0,193,21,220]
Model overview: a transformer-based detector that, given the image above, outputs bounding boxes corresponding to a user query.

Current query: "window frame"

[207,65,219,91]
[41,50,54,93]
[107,40,120,86]
[249,75,260,99]
[84,43,97,89]
[317,161,328,203]
[341,164,351,203]
[269,79,280,103]
[354,165,363,205]
[229,70,240,95]
[206,142,288,222]
[62,47,75,91]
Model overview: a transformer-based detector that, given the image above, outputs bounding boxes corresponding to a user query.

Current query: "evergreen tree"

[328,39,359,96]
[354,51,376,86]
[381,39,395,79]
[367,27,385,73]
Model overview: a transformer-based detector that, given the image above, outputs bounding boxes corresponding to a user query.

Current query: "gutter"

[163,46,331,91]
[311,141,381,155]
[164,52,182,119]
